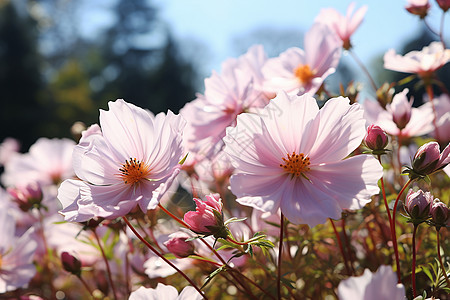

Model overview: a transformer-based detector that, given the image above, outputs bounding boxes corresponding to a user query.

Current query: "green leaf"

[188,255,218,264]
[224,217,247,225]
[201,266,226,289]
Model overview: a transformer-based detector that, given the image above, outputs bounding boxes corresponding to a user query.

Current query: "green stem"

[412,224,418,298]
[277,213,285,300]
[436,228,450,288]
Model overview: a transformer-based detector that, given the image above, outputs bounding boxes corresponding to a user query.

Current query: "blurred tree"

[0,0,44,151]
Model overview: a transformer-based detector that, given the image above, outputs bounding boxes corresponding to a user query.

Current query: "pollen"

[294,64,315,84]
[280,152,311,178]
[118,158,151,185]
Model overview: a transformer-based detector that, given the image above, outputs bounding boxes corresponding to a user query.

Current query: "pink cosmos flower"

[384,41,450,78]
[2,138,75,187]
[57,99,185,222]
[363,89,434,138]
[314,2,368,50]
[181,45,270,156]
[129,283,202,300]
[223,92,383,227]
[405,0,431,18]
[0,206,38,293]
[262,23,341,96]
[337,265,405,300]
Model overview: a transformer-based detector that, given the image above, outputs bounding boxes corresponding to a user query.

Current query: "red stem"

[377,155,392,225]
[158,203,189,228]
[330,219,351,276]
[122,216,207,300]
[341,218,355,275]
[77,275,95,299]
[92,230,118,300]
[412,225,418,298]
[391,178,412,283]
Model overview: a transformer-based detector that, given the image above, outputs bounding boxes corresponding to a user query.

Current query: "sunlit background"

[1,0,449,150]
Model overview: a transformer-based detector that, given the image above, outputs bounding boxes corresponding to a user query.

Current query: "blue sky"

[153,0,448,75]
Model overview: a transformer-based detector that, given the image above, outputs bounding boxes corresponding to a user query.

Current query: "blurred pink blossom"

[423,93,450,143]
[129,283,202,300]
[181,45,270,156]
[437,0,450,11]
[262,23,341,96]
[337,265,405,300]
[2,138,75,187]
[363,89,434,138]
[0,208,37,293]
[223,92,382,227]
[384,41,450,78]
[314,2,368,49]
[0,137,20,166]
[58,99,185,222]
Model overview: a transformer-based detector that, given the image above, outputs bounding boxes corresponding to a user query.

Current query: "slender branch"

[391,178,412,283]
[330,219,351,276]
[436,228,450,287]
[122,216,207,300]
[423,18,440,36]
[349,50,378,92]
[277,213,285,300]
[412,224,418,298]
[92,229,118,300]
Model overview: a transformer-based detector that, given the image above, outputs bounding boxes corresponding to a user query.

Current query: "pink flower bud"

[364,125,388,151]
[412,142,442,175]
[388,89,413,130]
[437,0,450,11]
[430,200,449,225]
[405,0,431,18]
[7,182,43,211]
[405,189,433,221]
[61,252,82,276]
[183,194,228,238]
[164,232,195,258]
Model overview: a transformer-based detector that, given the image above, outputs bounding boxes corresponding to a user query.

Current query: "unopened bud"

[430,200,449,226]
[164,232,195,258]
[61,252,82,276]
[405,189,432,222]
[365,125,389,152]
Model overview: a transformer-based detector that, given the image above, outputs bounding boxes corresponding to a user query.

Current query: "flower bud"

[183,193,228,239]
[405,0,430,18]
[164,232,195,258]
[430,200,449,226]
[364,125,389,152]
[412,142,442,175]
[405,189,432,222]
[437,0,450,11]
[7,182,43,211]
[388,89,412,130]
[61,252,82,276]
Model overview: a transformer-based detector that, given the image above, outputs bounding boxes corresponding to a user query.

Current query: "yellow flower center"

[280,152,311,178]
[294,64,315,84]
[118,158,151,186]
